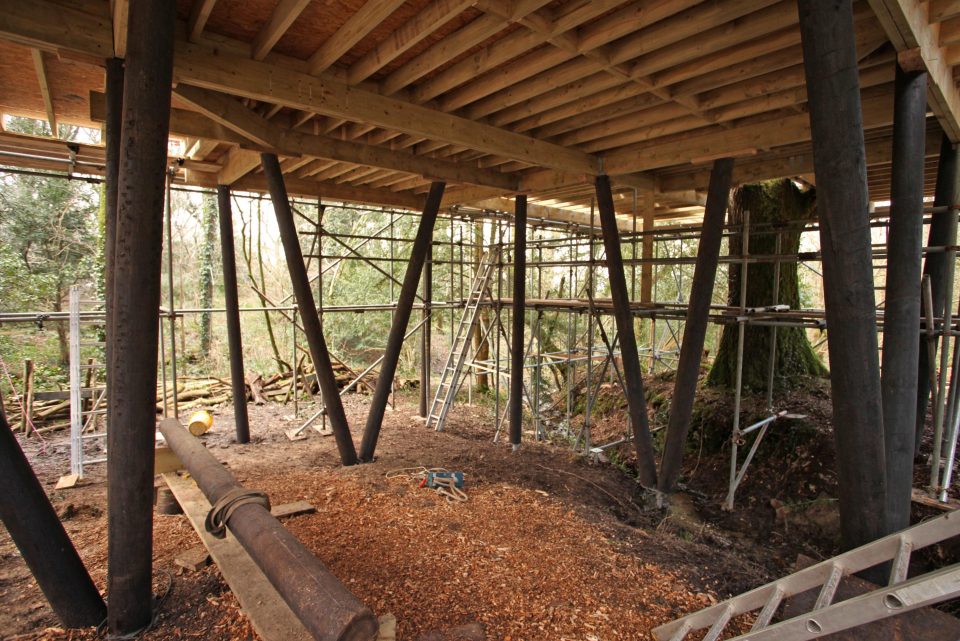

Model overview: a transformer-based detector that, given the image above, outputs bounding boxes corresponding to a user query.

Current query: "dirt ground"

[1,389,777,641]
[1,380,954,640]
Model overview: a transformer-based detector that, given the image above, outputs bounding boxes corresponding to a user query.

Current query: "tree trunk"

[707,179,826,390]
[198,193,216,353]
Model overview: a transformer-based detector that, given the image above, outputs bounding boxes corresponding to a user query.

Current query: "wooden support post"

[799,0,887,548]
[916,135,960,451]
[0,396,106,627]
[360,182,445,460]
[419,242,433,418]
[261,153,358,466]
[217,185,251,444]
[107,0,175,633]
[509,195,527,448]
[103,55,122,454]
[882,62,927,534]
[595,175,658,488]
[658,158,734,494]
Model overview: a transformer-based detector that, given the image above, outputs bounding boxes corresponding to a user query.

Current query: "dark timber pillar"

[107,0,176,633]
[916,135,960,451]
[799,0,887,548]
[261,153,358,466]
[419,243,433,418]
[104,57,122,453]
[882,62,927,533]
[217,186,250,444]
[659,158,734,494]
[0,398,106,627]
[360,182,445,460]
[509,195,527,448]
[595,175,658,488]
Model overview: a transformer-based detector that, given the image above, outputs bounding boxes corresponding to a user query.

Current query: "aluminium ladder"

[69,286,108,478]
[652,510,960,641]
[427,247,499,432]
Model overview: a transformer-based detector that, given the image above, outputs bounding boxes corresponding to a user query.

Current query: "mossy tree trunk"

[199,193,216,354]
[707,179,826,390]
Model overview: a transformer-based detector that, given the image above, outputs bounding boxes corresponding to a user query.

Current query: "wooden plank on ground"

[911,488,960,511]
[162,472,313,641]
[271,500,316,519]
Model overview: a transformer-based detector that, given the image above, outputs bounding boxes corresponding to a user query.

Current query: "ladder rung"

[750,586,784,631]
[814,563,844,610]
[702,605,734,641]
[888,536,913,586]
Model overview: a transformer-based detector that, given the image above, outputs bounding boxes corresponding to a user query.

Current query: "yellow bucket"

[188,410,214,436]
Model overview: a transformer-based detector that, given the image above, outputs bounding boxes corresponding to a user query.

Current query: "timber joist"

[1,0,959,220]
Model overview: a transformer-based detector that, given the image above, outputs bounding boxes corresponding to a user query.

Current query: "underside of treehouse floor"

[2,391,837,641]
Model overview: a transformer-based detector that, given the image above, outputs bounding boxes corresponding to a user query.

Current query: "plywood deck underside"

[0,0,956,224]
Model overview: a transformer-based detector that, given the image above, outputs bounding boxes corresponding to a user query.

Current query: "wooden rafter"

[30,49,56,137]
[188,0,219,42]
[347,0,474,84]
[252,0,311,61]
[110,0,128,57]
[308,0,407,75]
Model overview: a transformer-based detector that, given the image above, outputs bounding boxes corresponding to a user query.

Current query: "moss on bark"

[707,179,827,390]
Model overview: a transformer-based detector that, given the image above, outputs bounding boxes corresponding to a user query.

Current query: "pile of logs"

[4,357,375,437]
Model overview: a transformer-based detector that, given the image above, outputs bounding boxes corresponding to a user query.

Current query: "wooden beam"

[252,0,311,61]
[347,0,474,84]
[930,0,960,22]
[604,91,895,175]
[656,123,943,192]
[188,0,219,42]
[192,169,426,209]
[111,0,128,57]
[172,42,600,174]
[218,147,260,184]
[5,1,598,176]
[30,49,57,138]
[155,88,520,190]
[308,0,407,75]
[868,0,960,141]
[173,85,281,148]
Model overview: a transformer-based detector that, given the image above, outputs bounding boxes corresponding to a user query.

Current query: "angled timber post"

[261,153,358,465]
[882,59,927,533]
[916,135,960,451]
[360,182,445,460]
[0,396,106,627]
[509,195,528,448]
[107,0,176,633]
[217,185,251,444]
[659,158,734,494]
[595,175,658,488]
[419,242,433,418]
[799,0,887,548]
